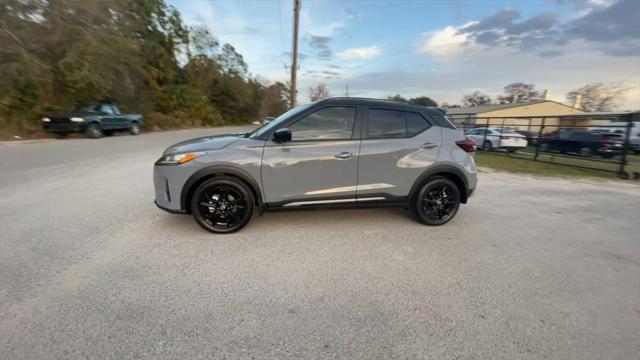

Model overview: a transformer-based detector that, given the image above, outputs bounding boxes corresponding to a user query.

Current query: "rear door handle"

[421,143,438,149]
[334,152,356,159]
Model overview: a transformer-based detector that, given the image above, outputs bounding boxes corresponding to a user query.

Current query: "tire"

[579,147,592,157]
[507,148,516,154]
[482,141,493,151]
[411,176,461,226]
[191,177,254,234]
[85,123,103,139]
[103,130,114,136]
[129,122,140,135]
[539,143,549,152]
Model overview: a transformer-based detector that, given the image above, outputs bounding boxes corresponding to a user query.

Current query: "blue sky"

[170,0,639,109]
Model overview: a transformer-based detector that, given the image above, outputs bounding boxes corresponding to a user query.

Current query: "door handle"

[420,143,438,149]
[334,152,356,159]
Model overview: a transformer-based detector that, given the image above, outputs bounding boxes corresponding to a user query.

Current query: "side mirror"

[273,128,292,143]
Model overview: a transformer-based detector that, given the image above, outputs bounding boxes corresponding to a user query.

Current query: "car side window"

[111,105,121,115]
[368,109,405,138]
[558,131,571,140]
[289,107,355,141]
[100,105,114,115]
[407,112,431,136]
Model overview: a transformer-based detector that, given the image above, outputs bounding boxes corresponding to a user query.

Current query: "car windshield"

[247,103,312,139]
[71,104,100,112]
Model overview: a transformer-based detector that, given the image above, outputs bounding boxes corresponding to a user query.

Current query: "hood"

[52,111,98,118]
[163,134,243,155]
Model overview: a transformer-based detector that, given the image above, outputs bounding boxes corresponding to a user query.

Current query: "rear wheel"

[191,177,254,234]
[482,141,493,151]
[412,177,461,226]
[539,143,549,152]
[129,122,140,135]
[579,147,592,157]
[85,123,103,138]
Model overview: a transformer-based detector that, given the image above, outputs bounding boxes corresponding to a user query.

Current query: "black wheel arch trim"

[409,165,470,204]
[181,165,263,214]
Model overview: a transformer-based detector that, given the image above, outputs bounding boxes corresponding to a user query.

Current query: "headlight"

[70,117,84,122]
[156,152,204,165]
[41,117,50,122]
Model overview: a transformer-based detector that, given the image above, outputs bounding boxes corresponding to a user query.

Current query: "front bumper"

[154,200,186,214]
[42,123,84,132]
[153,163,196,213]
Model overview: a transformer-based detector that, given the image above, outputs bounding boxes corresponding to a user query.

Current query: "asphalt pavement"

[1,127,639,359]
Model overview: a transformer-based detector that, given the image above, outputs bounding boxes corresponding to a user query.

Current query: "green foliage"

[388,94,438,107]
[0,0,271,138]
[410,96,438,107]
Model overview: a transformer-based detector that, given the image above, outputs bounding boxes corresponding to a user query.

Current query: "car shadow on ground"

[154,207,422,236]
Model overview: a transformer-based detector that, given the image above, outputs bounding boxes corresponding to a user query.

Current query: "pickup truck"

[41,103,143,138]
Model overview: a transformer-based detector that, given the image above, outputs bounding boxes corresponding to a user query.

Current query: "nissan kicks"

[154,97,477,233]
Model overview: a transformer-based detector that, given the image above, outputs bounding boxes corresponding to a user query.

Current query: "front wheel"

[579,147,596,157]
[412,177,461,226]
[129,122,140,135]
[191,177,254,234]
[85,123,103,138]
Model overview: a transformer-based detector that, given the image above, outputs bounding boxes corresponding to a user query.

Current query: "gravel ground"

[1,127,639,359]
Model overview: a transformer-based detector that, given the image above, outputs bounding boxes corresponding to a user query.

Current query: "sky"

[169,0,640,109]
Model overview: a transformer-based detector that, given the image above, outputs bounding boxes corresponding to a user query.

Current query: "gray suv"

[154,98,478,233]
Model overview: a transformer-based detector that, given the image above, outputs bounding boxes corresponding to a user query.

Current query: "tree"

[388,94,408,103]
[309,83,330,102]
[410,96,437,107]
[259,82,288,119]
[462,91,492,107]
[497,82,541,104]
[217,44,248,76]
[566,83,629,112]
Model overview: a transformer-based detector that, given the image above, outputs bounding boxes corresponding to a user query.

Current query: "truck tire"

[129,122,140,135]
[85,123,103,139]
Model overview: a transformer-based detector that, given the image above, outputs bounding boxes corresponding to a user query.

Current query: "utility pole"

[290,0,300,108]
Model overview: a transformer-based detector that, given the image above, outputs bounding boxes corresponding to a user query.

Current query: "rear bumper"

[598,147,624,155]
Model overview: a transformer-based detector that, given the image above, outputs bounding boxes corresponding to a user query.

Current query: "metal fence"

[448,111,640,179]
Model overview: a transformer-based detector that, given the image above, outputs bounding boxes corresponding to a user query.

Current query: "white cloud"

[336,45,381,60]
[417,25,471,62]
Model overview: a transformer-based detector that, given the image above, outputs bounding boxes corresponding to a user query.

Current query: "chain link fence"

[448,111,640,179]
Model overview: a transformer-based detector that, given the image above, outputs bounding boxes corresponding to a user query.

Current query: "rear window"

[570,132,599,141]
[368,109,405,138]
[368,109,431,138]
[407,113,430,136]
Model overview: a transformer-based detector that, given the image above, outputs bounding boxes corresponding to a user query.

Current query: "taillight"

[500,135,511,140]
[600,139,614,145]
[456,138,477,153]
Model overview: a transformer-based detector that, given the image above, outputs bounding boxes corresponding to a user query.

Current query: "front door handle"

[421,142,438,149]
[334,152,356,159]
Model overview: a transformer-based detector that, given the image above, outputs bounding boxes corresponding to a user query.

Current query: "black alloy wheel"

[191,177,254,233]
[413,177,461,226]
